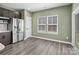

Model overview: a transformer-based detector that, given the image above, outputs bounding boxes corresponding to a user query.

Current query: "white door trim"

[72,13,75,46]
[31,36,72,45]
[24,16,32,40]
[72,5,79,46]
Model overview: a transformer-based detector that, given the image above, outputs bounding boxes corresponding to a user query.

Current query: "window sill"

[37,31,58,35]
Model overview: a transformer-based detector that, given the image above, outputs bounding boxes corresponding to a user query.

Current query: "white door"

[18,19,24,41]
[13,18,18,43]
[25,16,32,39]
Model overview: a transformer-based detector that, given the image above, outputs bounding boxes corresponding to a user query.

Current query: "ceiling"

[0,3,71,12]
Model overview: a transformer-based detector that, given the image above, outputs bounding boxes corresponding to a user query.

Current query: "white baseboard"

[25,35,79,54]
[72,45,79,54]
[24,35,32,40]
[31,36,72,45]
[24,37,28,40]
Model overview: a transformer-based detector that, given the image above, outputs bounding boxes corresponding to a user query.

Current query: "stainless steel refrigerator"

[12,18,24,43]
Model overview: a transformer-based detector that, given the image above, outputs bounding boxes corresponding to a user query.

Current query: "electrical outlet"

[77,43,79,46]
[66,37,68,40]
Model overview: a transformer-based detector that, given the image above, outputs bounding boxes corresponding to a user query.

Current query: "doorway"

[72,6,79,49]
[24,16,32,39]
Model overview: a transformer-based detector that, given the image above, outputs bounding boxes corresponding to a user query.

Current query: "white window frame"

[47,15,58,34]
[37,16,47,32]
[37,15,58,35]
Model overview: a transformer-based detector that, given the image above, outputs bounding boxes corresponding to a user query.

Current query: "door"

[25,16,32,39]
[13,18,18,43]
[18,19,24,41]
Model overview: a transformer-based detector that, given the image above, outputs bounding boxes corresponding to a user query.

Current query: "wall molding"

[24,36,79,54]
[72,45,79,54]
[24,35,32,40]
[31,36,72,45]
[24,37,30,40]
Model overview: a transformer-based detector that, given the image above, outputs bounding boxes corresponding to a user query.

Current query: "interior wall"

[72,3,79,11]
[32,5,72,42]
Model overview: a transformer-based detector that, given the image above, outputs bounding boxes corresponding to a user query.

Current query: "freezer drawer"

[13,33,17,43]
[0,32,11,46]
[18,32,23,41]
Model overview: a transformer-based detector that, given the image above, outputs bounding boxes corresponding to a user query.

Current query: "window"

[47,16,58,33]
[37,16,47,32]
[0,20,8,31]
[37,15,58,34]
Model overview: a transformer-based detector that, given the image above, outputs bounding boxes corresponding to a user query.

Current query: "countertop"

[0,31,11,33]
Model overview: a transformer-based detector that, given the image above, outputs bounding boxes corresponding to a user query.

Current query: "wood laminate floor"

[0,37,78,55]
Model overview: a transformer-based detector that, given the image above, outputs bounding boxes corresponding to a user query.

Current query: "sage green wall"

[32,5,72,42]
[72,3,79,11]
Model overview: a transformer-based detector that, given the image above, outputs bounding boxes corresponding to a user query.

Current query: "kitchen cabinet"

[0,32,11,46]
[3,9,9,17]
[8,11,15,18]
[0,8,5,16]
[0,7,20,19]
[0,8,3,16]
